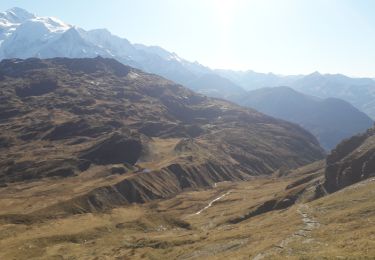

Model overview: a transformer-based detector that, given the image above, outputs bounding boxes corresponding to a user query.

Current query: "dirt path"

[184,191,231,219]
[253,203,320,259]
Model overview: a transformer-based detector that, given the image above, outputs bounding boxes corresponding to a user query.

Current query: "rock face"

[323,128,375,192]
[0,57,324,208]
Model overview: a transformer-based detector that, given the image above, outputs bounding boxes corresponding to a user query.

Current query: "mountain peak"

[1,7,35,24]
[7,7,32,15]
[310,71,322,76]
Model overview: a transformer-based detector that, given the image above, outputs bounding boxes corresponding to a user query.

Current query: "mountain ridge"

[218,68,375,119]
[239,86,373,150]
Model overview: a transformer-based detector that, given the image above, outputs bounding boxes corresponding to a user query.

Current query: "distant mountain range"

[239,86,373,150]
[215,69,303,91]
[0,7,227,97]
[218,69,375,119]
[2,7,375,116]
[1,6,375,151]
[290,72,375,119]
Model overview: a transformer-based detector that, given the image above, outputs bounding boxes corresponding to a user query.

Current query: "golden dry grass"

[0,175,373,259]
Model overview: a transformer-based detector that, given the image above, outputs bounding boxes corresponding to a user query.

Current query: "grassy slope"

[0,176,373,259]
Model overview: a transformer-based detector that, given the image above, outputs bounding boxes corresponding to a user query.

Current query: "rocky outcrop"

[79,133,143,165]
[323,128,375,192]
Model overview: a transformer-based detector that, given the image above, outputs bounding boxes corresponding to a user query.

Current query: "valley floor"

[0,176,374,259]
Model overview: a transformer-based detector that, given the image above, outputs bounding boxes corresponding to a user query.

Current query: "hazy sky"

[1,0,375,77]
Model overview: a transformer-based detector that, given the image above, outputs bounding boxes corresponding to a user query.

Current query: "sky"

[0,0,375,77]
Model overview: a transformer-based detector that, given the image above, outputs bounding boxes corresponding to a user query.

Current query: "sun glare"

[212,0,243,28]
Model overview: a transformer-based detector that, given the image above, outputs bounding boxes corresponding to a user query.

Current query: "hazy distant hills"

[239,86,373,150]
[291,72,375,119]
[186,73,247,100]
[215,69,303,91]
[218,69,375,120]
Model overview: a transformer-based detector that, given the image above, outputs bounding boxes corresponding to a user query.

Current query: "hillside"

[0,129,374,258]
[0,57,324,212]
[239,86,373,150]
[0,57,373,260]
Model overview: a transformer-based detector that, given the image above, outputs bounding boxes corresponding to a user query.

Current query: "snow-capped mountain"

[0,7,34,29]
[0,8,135,60]
[0,7,235,98]
[0,8,74,58]
[1,7,375,118]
